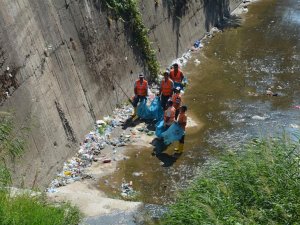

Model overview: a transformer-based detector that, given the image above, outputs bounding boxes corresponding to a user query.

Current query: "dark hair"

[167,100,173,105]
[181,105,187,111]
[173,63,179,67]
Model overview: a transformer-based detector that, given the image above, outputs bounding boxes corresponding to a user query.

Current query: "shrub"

[161,137,300,224]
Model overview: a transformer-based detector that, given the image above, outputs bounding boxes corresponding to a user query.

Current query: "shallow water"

[98,0,300,208]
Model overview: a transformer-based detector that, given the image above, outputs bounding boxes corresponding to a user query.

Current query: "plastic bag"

[161,122,184,145]
[149,96,164,121]
[148,88,155,101]
[137,99,151,119]
[155,120,166,138]
[138,97,163,121]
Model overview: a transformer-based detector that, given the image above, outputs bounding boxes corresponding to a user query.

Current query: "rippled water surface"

[98,0,300,206]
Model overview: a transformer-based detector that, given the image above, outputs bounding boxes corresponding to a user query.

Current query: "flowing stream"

[96,0,300,222]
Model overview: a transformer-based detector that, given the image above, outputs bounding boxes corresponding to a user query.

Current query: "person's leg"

[175,135,185,153]
[178,135,185,153]
[160,95,167,110]
[132,95,140,116]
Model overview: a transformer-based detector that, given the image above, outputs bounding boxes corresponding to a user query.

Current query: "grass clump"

[104,0,160,80]
[161,137,300,224]
[0,113,82,225]
[0,193,81,225]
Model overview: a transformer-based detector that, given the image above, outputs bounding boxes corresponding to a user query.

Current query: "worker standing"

[159,71,174,110]
[172,87,182,120]
[164,99,176,129]
[174,105,187,153]
[132,74,148,117]
[169,63,184,89]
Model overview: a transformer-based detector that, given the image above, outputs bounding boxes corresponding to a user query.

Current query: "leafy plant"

[103,0,160,80]
[161,137,300,224]
[0,113,25,187]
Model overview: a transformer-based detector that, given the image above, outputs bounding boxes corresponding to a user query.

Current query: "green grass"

[0,192,81,225]
[160,137,300,225]
[0,113,82,225]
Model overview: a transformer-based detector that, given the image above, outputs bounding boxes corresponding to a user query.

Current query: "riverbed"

[97,0,300,216]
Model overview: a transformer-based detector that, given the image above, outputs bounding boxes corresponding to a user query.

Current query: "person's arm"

[180,72,184,82]
[170,81,174,95]
[134,82,137,95]
[164,109,171,126]
[146,82,149,96]
[179,115,187,129]
[159,81,162,95]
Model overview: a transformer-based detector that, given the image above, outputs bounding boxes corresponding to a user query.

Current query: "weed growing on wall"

[161,137,300,224]
[104,0,159,80]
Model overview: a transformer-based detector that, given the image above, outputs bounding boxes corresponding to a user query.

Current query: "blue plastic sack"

[138,97,163,121]
[161,122,184,145]
[194,40,201,48]
[155,120,166,138]
[149,97,164,121]
[137,99,151,119]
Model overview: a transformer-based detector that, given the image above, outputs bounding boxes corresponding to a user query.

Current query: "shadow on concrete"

[162,0,189,57]
[202,0,234,31]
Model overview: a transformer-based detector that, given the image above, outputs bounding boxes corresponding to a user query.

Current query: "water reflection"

[282,0,300,25]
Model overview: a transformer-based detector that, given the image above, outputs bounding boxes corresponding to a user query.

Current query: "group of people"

[132,63,187,154]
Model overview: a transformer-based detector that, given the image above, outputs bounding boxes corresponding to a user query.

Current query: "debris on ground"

[121,179,138,199]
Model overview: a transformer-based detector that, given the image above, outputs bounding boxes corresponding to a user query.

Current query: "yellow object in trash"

[64,171,72,176]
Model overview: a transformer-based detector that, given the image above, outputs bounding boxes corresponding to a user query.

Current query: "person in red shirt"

[172,86,182,120]
[132,74,148,117]
[174,105,187,153]
[169,63,184,89]
[159,71,174,110]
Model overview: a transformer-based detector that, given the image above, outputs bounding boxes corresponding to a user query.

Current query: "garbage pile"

[47,104,135,193]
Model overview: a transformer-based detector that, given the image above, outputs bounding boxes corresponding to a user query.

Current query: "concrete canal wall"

[0,0,241,188]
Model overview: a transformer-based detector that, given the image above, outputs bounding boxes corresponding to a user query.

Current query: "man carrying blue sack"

[132,74,148,118]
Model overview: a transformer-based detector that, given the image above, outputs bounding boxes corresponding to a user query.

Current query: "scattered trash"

[194,59,200,66]
[121,179,138,198]
[290,124,299,129]
[47,103,137,193]
[103,159,112,163]
[132,172,143,177]
[252,115,268,120]
[193,40,203,49]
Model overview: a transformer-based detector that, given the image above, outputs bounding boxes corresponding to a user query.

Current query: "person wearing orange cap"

[172,86,182,120]
[159,71,174,110]
[169,63,184,88]
[132,74,148,117]
[174,105,187,153]
[164,99,176,129]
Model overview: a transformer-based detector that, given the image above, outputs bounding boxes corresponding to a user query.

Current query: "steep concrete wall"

[0,0,241,188]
